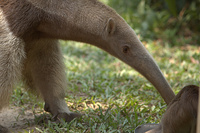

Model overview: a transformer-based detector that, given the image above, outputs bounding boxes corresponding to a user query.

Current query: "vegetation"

[9,0,199,132]
[107,0,200,46]
[11,41,199,133]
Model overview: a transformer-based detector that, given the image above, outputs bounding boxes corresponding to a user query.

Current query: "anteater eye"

[123,46,129,53]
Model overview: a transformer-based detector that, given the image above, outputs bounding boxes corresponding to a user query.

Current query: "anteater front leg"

[0,36,25,132]
[23,39,80,122]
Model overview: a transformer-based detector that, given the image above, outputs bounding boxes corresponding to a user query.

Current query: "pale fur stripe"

[0,10,25,110]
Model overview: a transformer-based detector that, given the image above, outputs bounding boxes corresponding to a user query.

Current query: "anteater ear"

[106,18,116,35]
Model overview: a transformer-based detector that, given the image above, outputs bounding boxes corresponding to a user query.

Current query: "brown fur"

[0,125,9,133]
[197,85,200,133]
[146,85,199,133]
[0,0,175,129]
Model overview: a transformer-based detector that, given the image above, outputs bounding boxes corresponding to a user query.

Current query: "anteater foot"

[53,112,82,122]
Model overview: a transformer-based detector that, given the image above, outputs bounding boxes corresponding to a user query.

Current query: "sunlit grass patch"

[10,40,199,132]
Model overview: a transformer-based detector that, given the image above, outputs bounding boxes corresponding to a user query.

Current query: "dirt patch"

[0,106,40,133]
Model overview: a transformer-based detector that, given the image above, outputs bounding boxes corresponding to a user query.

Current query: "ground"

[0,41,199,133]
[0,106,36,132]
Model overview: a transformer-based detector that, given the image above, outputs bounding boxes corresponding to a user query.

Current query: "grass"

[8,39,199,133]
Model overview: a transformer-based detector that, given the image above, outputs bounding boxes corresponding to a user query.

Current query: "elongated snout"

[117,40,175,104]
[133,50,175,104]
[100,17,175,104]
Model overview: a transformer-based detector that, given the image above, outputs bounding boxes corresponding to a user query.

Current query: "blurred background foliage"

[102,0,200,46]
